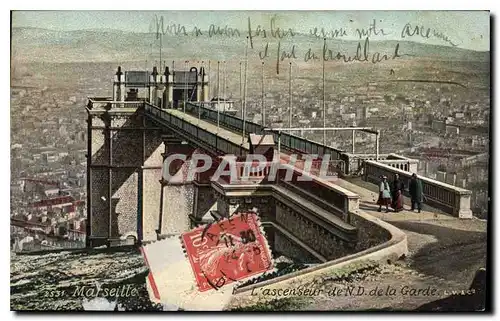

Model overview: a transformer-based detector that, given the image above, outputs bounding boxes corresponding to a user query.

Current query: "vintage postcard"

[10,10,490,311]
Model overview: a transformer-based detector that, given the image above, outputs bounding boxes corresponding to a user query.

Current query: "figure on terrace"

[377,175,391,213]
[391,174,405,212]
[409,173,423,213]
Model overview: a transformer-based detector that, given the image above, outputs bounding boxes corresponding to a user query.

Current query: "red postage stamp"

[181,212,273,292]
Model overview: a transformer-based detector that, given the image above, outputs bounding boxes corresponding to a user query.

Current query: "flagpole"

[150,44,153,68]
[223,60,227,110]
[208,60,211,99]
[199,61,204,123]
[239,61,243,118]
[289,61,292,128]
[184,60,188,113]
[322,38,326,145]
[261,61,265,127]
[159,35,162,71]
[242,37,249,144]
[217,60,220,132]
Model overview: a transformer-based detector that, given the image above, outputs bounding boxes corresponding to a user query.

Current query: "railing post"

[278,131,282,156]
[352,129,355,154]
[375,130,380,161]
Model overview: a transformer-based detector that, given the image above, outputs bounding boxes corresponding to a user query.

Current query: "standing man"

[409,173,423,213]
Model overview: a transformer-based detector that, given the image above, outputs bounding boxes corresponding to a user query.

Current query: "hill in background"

[11,27,489,64]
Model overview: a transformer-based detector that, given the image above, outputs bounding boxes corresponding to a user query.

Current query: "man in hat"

[377,175,391,213]
[409,173,423,213]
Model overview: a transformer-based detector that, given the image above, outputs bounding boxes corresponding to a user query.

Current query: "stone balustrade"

[339,152,420,175]
[378,159,419,173]
[381,153,419,172]
[363,160,473,218]
[340,153,390,175]
[87,99,144,111]
[212,175,360,260]
[460,152,489,167]
[278,163,360,220]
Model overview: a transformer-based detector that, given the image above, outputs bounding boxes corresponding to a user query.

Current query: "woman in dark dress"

[391,174,405,212]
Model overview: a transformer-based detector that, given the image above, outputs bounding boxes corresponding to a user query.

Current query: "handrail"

[144,102,247,156]
[184,102,344,160]
[364,160,473,218]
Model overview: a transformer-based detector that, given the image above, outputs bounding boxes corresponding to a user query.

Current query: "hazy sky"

[12,10,490,51]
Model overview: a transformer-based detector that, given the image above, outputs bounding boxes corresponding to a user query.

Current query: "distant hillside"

[11,27,489,64]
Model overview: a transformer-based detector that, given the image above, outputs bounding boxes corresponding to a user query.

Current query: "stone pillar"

[119,82,125,103]
[149,67,159,104]
[140,130,165,242]
[148,84,155,104]
[193,185,216,220]
[446,172,457,186]
[113,80,118,101]
[113,66,125,102]
[168,73,174,108]
[457,192,473,219]
[164,67,173,108]
[351,129,355,154]
[157,137,195,236]
[196,68,203,103]
[456,173,466,188]
[436,171,447,183]
[202,67,209,102]
[216,195,229,218]
[346,195,360,212]
[155,74,165,108]
[345,195,360,223]
[409,161,418,174]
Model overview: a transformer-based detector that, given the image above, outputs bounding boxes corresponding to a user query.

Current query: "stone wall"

[215,195,275,221]
[193,185,216,219]
[90,168,109,239]
[88,106,191,245]
[141,129,164,241]
[348,211,391,252]
[275,203,353,260]
[273,230,320,264]
[217,197,230,218]
[111,169,138,239]
[160,185,193,235]
[232,211,408,300]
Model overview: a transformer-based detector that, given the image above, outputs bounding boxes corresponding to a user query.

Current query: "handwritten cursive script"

[401,23,459,47]
[151,15,188,38]
[323,37,402,64]
[247,17,295,49]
